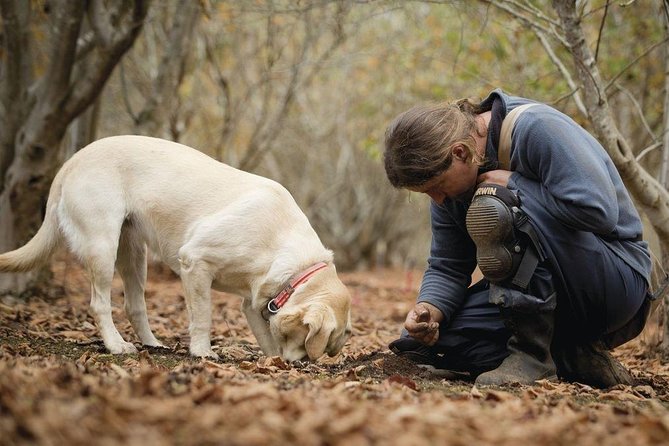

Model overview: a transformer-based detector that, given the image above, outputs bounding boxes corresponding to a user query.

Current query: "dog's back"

[0,135,320,275]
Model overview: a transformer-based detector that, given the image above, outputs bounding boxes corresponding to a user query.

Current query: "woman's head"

[383,99,485,192]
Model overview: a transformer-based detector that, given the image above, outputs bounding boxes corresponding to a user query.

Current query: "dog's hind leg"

[117,223,164,348]
[59,176,135,354]
[85,242,137,354]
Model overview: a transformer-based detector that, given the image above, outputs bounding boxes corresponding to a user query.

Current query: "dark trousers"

[520,195,648,344]
[400,199,648,373]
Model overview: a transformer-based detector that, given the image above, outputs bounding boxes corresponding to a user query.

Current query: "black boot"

[552,341,634,388]
[475,308,557,386]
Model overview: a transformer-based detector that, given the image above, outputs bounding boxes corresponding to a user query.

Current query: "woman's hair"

[383,97,486,188]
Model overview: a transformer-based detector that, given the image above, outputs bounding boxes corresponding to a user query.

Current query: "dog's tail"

[0,173,63,273]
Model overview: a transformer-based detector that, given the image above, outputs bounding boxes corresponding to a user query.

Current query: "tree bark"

[66,99,101,159]
[552,0,669,254]
[551,0,669,352]
[662,1,669,189]
[0,0,149,296]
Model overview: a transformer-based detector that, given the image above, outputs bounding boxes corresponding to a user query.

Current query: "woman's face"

[408,146,479,205]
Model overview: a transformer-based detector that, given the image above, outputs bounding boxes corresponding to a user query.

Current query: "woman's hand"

[477,169,512,187]
[404,302,444,346]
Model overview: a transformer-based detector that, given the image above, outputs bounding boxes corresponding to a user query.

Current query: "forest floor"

[2,255,669,446]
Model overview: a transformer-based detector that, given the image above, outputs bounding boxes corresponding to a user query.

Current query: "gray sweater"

[417,90,651,326]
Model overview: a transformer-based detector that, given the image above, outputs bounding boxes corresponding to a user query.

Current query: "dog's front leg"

[242,299,281,357]
[179,258,219,359]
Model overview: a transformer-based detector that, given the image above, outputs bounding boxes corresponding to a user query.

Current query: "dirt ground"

[2,256,669,446]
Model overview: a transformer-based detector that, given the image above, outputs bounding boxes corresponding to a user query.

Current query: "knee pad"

[466,184,523,283]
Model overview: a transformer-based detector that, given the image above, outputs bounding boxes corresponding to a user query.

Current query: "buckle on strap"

[267,299,280,314]
[265,262,328,317]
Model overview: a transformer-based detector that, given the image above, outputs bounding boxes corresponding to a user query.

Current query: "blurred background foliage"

[4,0,667,271]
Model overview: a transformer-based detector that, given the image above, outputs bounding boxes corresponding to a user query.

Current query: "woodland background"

[4,0,669,277]
[3,1,669,445]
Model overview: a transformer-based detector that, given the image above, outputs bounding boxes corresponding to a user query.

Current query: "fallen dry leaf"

[1,257,669,445]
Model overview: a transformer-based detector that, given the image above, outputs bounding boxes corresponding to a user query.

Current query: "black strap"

[512,245,539,289]
[511,208,546,290]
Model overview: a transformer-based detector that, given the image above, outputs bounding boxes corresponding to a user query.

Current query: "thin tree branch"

[0,0,30,189]
[594,0,609,62]
[0,0,27,106]
[88,0,114,46]
[483,0,564,42]
[204,35,232,160]
[605,37,669,93]
[119,61,139,124]
[661,0,669,187]
[637,141,663,162]
[613,82,658,144]
[240,3,349,170]
[75,30,97,61]
[532,26,587,117]
[42,0,85,103]
[240,8,313,170]
[134,0,200,134]
[487,0,561,28]
[61,0,149,127]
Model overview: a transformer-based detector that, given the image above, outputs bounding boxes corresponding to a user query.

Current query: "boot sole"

[475,373,557,386]
[466,195,516,282]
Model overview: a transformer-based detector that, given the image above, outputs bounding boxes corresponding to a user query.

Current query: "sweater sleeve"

[507,107,619,235]
[416,201,477,325]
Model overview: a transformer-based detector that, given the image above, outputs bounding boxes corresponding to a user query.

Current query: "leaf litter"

[1,256,669,445]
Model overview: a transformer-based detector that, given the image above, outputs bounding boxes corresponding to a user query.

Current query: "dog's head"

[268,266,352,362]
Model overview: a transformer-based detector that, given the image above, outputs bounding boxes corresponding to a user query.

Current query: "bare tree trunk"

[551,0,669,352]
[662,1,669,189]
[0,0,149,296]
[551,1,669,250]
[67,99,102,159]
[0,0,29,190]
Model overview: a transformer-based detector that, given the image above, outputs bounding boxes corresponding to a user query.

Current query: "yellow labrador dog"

[0,136,352,361]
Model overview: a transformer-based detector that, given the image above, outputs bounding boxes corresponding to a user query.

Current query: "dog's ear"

[327,316,351,357]
[276,309,308,340]
[303,305,336,360]
[279,311,304,329]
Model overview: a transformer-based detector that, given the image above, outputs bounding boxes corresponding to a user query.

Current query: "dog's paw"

[191,348,220,360]
[144,343,171,354]
[108,341,138,354]
[143,340,167,349]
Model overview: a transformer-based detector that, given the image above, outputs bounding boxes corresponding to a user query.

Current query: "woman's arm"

[508,107,619,235]
[416,201,477,326]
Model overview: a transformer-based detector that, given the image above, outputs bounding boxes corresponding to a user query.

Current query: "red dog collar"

[267,262,329,315]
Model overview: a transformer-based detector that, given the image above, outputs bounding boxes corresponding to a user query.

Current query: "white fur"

[0,136,352,360]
